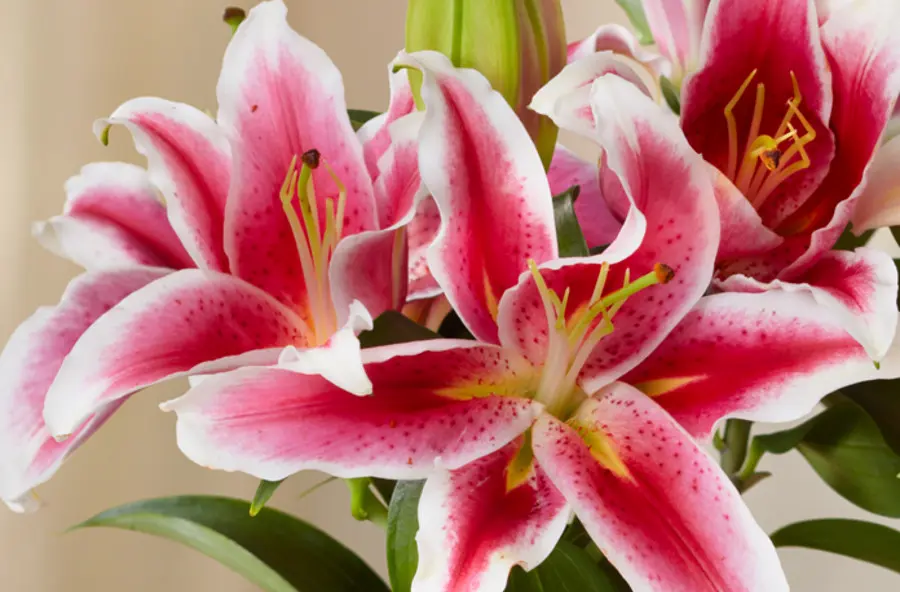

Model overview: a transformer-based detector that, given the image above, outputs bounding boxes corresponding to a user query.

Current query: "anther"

[302,149,321,169]
[654,263,675,284]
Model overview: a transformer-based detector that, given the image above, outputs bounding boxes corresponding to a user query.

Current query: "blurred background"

[0,0,898,590]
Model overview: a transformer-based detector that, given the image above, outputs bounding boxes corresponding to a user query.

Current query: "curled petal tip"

[654,263,675,284]
[53,433,71,443]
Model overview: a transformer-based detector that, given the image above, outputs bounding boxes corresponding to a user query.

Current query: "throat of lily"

[723,69,817,210]
[280,149,347,345]
[528,260,674,419]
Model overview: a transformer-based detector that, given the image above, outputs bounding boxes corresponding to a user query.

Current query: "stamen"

[279,150,349,345]
[528,261,675,419]
[723,70,817,208]
[724,69,759,180]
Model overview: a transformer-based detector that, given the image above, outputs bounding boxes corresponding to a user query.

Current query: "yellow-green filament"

[279,152,349,344]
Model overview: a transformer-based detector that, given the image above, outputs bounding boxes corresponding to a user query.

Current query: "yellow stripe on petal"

[632,376,705,397]
[570,418,632,481]
[505,431,535,493]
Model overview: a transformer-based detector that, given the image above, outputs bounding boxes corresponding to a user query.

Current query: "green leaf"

[834,224,875,250]
[614,0,653,45]
[71,495,388,592]
[553,185,590,258]
[755,396,900,517]
[438,310,475,340]
[386,481,425,592]
[348,109,381,131]
[359,310,439,349]
[843,380,900,456]
[660,76,681,115]
[250,479,283,516]
[772,518,900,575]
[506,541,630,591]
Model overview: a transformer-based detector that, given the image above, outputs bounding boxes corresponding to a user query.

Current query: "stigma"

[280,149,347,345]
[528,260,673,419]
[723,70,816,210]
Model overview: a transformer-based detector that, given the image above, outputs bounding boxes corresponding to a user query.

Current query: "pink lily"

[534,0,900,360]
[163,53,793,591]
[566,23,671,80]
[641,0,709,85]
[0,0,424,510]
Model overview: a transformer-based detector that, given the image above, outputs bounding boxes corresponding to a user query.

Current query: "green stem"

[720,419,752,477]
[737,439,765,483]
[345,478,389,528]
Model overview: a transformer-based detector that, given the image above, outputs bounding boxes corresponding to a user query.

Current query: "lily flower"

[0,0,424,511]
[163,52,793,591]
[534,0,900,361]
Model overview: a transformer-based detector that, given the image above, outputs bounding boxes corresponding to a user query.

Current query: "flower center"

[527,260,674,419]
[280,149,348,345]
[723,69,817,210]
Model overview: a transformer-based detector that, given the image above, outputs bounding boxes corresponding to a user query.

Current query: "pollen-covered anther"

[654,263,675,284]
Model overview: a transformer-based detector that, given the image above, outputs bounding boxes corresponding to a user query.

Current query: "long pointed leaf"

[772,519,900,576]
[71,495,388,592]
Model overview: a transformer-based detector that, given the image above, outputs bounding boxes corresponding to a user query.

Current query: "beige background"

[0,0,898,590]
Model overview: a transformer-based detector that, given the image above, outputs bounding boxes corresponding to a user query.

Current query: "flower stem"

[345,478,389,528]
[720,419,752,477]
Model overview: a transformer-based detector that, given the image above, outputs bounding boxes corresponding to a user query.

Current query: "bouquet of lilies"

[4,0,900,589]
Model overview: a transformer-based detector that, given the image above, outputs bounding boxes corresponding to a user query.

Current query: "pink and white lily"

[163,52,799,591]
[0,0,425,510]
[535,0,900,360]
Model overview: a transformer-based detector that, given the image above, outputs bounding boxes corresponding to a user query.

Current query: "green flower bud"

[406,0,566,169]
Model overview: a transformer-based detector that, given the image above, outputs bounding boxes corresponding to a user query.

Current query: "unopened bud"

[405,0,566,168]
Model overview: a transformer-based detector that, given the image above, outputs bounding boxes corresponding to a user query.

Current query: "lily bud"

[405,0,566,168]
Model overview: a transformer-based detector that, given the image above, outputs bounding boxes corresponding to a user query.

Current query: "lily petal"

[330,114,427,323]
[34,162,193,270]
[851,134,900,233]
[531,52,661,140]
[778,0,900,276]
[711,167,784,261]
[358,66,416,182]
[394,50,557,344]
[96,98,231,272]
[718,247,898,360]
[532,384,788,592]
[642,0,708,83]
[567,23,671,79]
[42,269,309,438]
[413,440,569,592]
[407,196,442,300]
[163,340,542,482]
[681,0,834,226]
[217,0,377,310]
[502,75,718,386]
[625,290,900,439]
[0,267,168,511]
[548,145,622,248]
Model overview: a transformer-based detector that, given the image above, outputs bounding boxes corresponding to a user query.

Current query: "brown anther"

[761,149,782,171]
[654,263,675,284]
[222,7,246,23]
[301,149,321,169]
